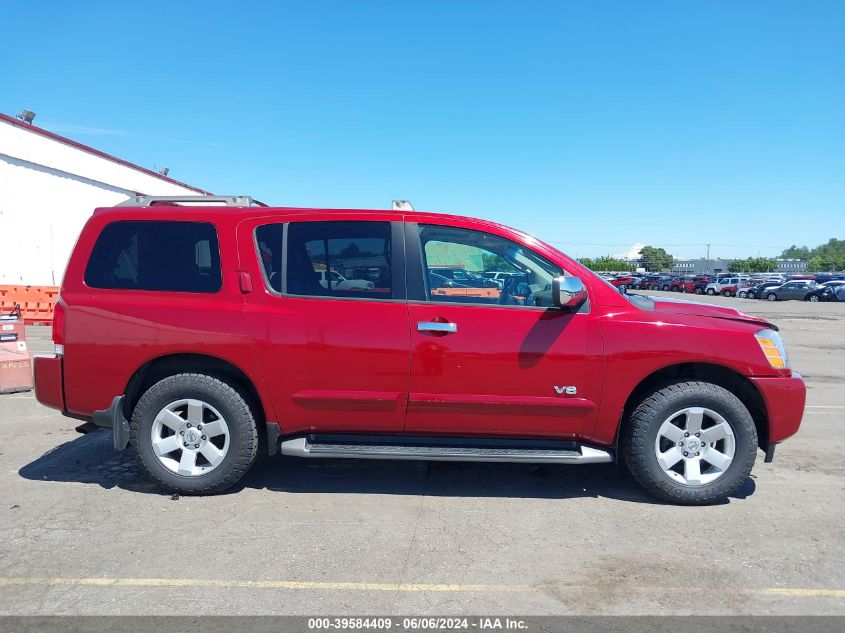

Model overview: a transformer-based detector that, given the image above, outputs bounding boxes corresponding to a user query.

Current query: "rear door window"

[85,221,221,292]
[255,220,398,300]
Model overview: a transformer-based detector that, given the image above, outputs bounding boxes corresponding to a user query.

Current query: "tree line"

[575,239,844,273]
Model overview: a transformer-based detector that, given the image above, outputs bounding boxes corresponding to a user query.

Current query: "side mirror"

[552,276,587,309]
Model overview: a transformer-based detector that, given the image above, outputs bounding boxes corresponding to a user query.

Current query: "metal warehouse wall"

[0,118,207,286]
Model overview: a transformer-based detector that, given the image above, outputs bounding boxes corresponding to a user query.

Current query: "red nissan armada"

[34,196,805,504]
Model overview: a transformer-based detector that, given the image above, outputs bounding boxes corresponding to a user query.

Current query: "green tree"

[339,243,360,259]
[481,253,518,272]
[807,238,845,272]
[638,246,673,272]
[594,256,635,272]
[729,257,778,273]
[780,245,810,260]
[577,256,634,272]
[779,238,845,272]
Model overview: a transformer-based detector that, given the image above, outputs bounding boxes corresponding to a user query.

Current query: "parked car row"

[600,272,845,302]
[749,279,845,302]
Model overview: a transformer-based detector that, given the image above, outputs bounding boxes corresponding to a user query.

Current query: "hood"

[647,296,776,330]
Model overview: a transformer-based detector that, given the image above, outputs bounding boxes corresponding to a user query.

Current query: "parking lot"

[0,291,843,616]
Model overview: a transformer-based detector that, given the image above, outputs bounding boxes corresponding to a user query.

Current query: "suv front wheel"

[131,373,259,495]
[623,381,757,505]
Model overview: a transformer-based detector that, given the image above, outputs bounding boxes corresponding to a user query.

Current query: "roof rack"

[116,195,267,207]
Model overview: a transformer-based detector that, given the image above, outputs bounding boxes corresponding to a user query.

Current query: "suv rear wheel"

[131,373,258,495]
[623,381,757,505]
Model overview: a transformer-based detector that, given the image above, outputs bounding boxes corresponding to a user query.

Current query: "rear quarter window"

[84,221,222,292]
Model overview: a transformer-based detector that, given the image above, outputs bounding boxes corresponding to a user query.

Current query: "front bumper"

[749,371,806,445]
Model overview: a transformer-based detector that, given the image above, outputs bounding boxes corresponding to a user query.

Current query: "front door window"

[418,224,562,308]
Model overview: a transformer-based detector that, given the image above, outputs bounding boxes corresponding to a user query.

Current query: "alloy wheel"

[150,399,230,476]
[654,407,736,486]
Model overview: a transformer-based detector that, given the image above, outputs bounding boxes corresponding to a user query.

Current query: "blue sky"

[3,1,843,259]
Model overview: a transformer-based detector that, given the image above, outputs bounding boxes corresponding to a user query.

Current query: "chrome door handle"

[417,321,458,334]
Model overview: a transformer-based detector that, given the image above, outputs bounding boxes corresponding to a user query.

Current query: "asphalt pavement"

[0,293,843,615]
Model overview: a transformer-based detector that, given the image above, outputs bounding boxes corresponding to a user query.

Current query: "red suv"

[678,276,709,294]
[34,196,805,504]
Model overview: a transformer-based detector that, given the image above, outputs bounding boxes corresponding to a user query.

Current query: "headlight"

[755,328,789,369]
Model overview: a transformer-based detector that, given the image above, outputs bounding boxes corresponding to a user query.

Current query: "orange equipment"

[0,285,59,325]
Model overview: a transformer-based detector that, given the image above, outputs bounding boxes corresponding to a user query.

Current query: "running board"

[279,436,612,464]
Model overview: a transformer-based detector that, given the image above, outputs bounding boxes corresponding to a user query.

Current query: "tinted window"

[85,221,221,292]
[280,221,394,299]
[418,224,562,307]
[255,223,285,292]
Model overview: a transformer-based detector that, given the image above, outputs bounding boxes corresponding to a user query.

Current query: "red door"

[404,221,603,439]
[238,214,410,434]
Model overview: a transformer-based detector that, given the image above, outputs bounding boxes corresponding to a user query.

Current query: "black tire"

[767,293,777,302]
[706,288,715,295]
[130,373,259,495]
[747,291,756,299]
[662,284,670,291]
[807,294,819,302]
[623,381,757,505]
[694,287,704,295]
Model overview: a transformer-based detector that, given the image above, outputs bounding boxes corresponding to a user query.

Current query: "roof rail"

[116,195,267,207]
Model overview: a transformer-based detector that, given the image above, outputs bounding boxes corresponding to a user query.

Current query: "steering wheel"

[498,277,518,305]
[520,283,536,307]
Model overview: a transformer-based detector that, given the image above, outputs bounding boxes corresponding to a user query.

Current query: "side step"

[279,435,612,464]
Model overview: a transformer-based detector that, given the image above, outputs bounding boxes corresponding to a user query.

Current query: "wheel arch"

[616,362,768,453]
[122,353,269,437]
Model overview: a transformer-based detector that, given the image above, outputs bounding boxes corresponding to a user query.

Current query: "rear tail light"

[52,298,66,356]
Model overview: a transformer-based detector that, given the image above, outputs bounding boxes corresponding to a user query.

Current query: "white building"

[0,112,211,286]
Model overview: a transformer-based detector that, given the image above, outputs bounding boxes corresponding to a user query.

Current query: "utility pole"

[706,243,710,274]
